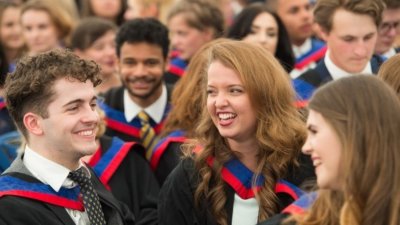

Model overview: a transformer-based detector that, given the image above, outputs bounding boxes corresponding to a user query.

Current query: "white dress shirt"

[290,38,319,79]
[325,51,372,80]
[23,146,90,225]
[231,194,259,225]
[123,84,168,123]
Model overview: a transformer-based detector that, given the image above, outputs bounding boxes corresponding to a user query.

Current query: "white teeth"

[313,160,321,167]
[218,113,236,120]
[78,130,93,136]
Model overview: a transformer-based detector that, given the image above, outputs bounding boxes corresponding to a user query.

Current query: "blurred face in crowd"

[375,8,400,55]
[90,0,121,20]
[243,12,278,55]
[117,42,166,107]
[276,0,313,46]
[0,6,24,51]
[322,9,377,73]
[302,110,342,190]
[168,13,213,61]
[76,30,117,78]
[21,9,60,55]
[124,0,158,20]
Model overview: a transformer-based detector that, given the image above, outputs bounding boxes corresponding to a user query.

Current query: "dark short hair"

[70,17,117,50]
[5,49,101,138]
[115,18,170,59]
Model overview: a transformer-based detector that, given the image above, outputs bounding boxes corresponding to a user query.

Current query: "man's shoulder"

[102,86,125,103]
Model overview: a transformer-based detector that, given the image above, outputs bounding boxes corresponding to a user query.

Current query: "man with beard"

[100,18,171,160]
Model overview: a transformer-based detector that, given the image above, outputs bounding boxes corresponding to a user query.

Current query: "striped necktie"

[137,111,157,159]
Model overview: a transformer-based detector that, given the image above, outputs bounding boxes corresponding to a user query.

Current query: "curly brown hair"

[190,39,306,224]
[5,48,101,139]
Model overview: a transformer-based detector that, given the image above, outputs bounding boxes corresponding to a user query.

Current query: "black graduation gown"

[0,157,135,225]
[158,154,315,225]
[150,130,186,186]
[90,136,160,225]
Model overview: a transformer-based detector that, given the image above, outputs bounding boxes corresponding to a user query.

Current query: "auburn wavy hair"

[189,39,306,225]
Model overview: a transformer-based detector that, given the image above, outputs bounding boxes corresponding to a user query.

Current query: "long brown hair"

[192,39,306,224]
[291,75,400,225]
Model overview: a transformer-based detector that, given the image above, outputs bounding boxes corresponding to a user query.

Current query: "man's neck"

[292,38,307,47]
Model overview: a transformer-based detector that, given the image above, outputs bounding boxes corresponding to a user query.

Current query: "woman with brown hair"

[0,1,25,73]
[80,0,127,26]
[71,17,121,94]
[20,0,74,56]
[159,39,314,225]
[261,75,400,225]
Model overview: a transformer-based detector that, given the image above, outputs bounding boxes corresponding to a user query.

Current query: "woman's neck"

[228,139,259,172]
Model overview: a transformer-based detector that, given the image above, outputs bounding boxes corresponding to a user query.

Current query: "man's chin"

[130,90,153,99]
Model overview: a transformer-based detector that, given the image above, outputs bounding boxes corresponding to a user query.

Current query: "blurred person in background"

[227,3,295,72]
[0,1,25,72]
[80,0,127,26]
[165,0,224,85]
[20,0,74,56]
[71,17,121,94]
[268,0,327,79]
[124,0,177,25]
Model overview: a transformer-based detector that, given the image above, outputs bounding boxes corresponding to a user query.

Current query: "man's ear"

[318,24,329,42]
[23,112,44,136]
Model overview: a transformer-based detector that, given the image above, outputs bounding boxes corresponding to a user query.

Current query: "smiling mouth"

[218,113,237,120]
[77,130,94,137]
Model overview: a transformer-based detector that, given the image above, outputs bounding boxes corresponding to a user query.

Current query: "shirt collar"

[382,48,397,59]
[292,38,312,58]
[123,84,167,123]
[23,146,85,192]
[325,50,372,80]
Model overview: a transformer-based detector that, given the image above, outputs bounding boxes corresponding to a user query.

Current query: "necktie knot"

[137,111,150,125]
[68,167,90,185]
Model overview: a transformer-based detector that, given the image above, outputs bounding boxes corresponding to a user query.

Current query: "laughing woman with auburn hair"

[159,39,314,225]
